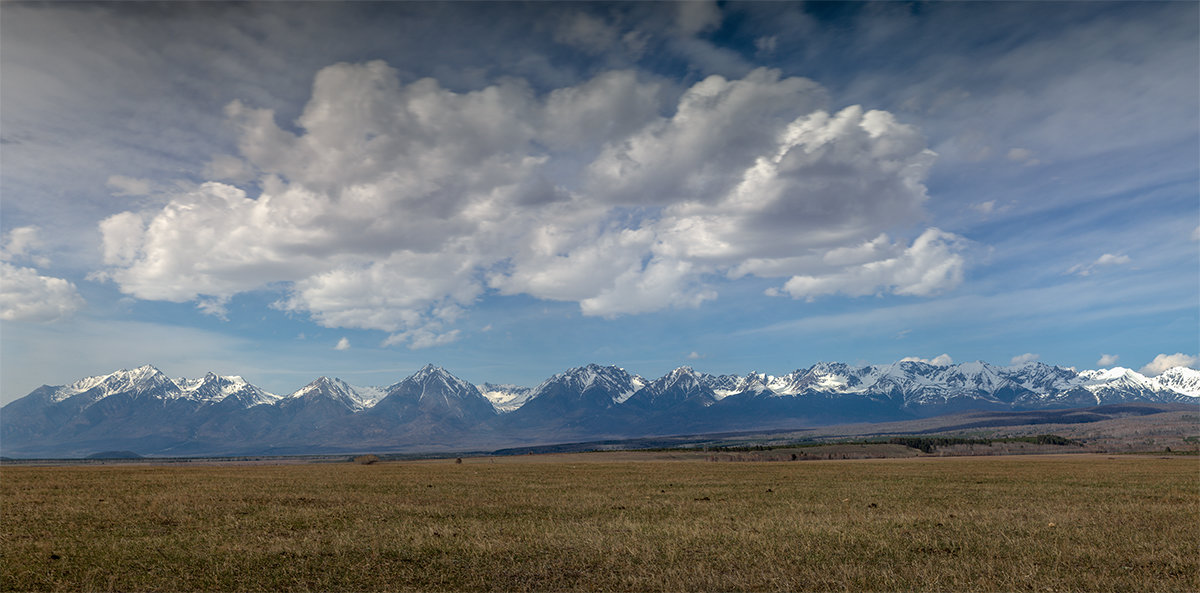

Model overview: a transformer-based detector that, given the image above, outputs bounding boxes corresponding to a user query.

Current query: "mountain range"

[3,361,1197,457]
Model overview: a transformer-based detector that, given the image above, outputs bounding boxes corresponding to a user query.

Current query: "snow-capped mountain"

[1154,367,1200,397]
[2,360,1196,457]
[1067,366,1200,404]
[49,365,178,404]
[697,372,750,399]
[371,364,497,424]
[532,363,644,406]
[478,383,536,413]
[626,367,717,409]
[42,365,279,408]
[286,377,379,412]
[180,373,280,407]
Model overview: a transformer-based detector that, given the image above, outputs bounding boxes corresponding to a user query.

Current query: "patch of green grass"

[2,455,1196,591]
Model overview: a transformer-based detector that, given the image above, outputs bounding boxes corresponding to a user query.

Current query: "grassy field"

[2,454,1196,592]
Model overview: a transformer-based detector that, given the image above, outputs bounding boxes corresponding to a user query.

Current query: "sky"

[1,1,1197,402]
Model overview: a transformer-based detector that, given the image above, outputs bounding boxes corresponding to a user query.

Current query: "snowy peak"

[798,361,879,394]
[42,365,288,410]
[628,366,717,408]
[394,364,480,401]
[14,360,1200,427]
[658,366,701,390]
[1075,367,1158,393]
[178,373,279,406]
[935,361,1010,392]
[538,364,640,404]
[51,365,177,403]
[697,373,748,399]
[1006,361,1080,393]
[1153,367,1200,397]
[289,376,380,411]
[1067,366,1200,402]
[374,365,495,423]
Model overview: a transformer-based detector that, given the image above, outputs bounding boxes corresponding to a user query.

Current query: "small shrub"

[354,454,380,465]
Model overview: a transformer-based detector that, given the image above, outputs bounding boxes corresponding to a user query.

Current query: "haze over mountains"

[3,361,1197,458]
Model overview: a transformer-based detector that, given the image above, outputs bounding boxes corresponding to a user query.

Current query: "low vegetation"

[885,434,1079,453]
[2,454,1195,591]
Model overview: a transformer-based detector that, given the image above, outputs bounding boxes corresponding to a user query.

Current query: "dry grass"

[2,454,1196,592]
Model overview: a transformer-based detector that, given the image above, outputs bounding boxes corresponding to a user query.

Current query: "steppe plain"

[2,451,1197,592]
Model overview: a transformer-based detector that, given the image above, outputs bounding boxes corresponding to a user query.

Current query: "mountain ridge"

[3,360,1196,457]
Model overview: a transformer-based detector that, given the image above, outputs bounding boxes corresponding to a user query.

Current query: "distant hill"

[85,450,143,459]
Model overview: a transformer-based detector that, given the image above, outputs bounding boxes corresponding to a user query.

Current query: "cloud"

[1068,253,1132,276]
[754,36,777,56]
[334,337,350,351]
[1139,353,1198,376]
[1094,253,1131,266]
[1005,147,1039,166]
[106,175,153,196]
[1096,353,1119,367]
[970,200,1011,217]
[1192,225,1200,241]
[901,353,953,366]
[554,12,621,55]
[687,351,704,360]
[1,226,52,268]
[2,226,42,261]
[196,297,229,320]
[0,262,85,322]
[204,154,256,184]
[0,227,84,322]
[98,61,965,345]
[384,328,461,350]
[676,1,722,36]
[776,229,967,300]
[1009,352,1040,365]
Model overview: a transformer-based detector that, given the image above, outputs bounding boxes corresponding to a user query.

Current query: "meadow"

[2,454,1196,592]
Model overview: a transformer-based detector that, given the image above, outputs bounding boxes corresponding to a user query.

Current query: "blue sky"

[1,1,1196,402]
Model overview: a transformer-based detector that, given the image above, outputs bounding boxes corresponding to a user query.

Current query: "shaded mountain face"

[625,367,716,410]
[370,364,497,426]
[494,364,645,436]
[512,364,640,413]
[3,361,1197,457]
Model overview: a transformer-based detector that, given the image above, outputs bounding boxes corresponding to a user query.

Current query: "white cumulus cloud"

[1139,353,1198,376]
[97,61,966,346]
[777,229,967,300]
[1096,353,1119,367]
[901,353,953,366]
[0,262,85,322]
[1009,352,1040,365]
[334,337,350,351]
[0,227,84,322]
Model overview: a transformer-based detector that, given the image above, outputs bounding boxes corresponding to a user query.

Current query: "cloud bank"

[99,61,964,347]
